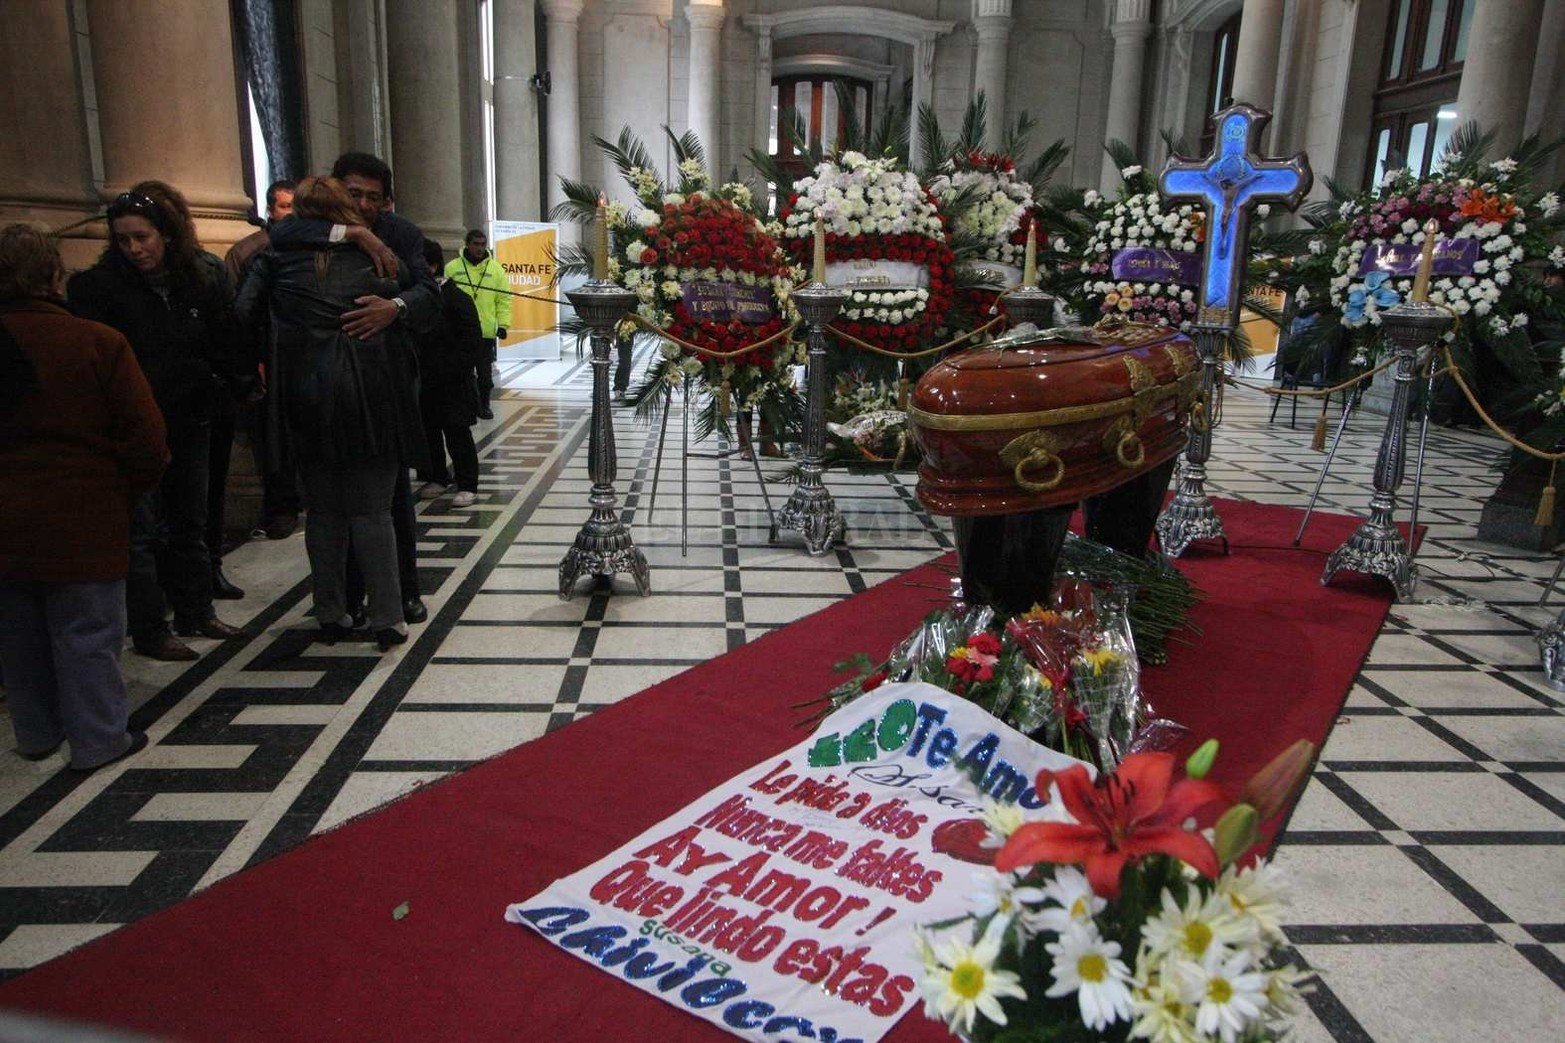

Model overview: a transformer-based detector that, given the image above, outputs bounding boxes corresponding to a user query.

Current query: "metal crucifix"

[1154,103,1313,557]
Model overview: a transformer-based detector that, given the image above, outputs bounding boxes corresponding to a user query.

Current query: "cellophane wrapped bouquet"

[914,741,1317,1043]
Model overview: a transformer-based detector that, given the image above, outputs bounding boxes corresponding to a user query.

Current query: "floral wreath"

[601,154,801,414]
[1073,164,1226,329]
[779,151,956,353]
[928,149,1039,272]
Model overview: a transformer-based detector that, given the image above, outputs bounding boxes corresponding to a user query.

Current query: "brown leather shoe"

[173,618,245,640]
[134,634,199,661]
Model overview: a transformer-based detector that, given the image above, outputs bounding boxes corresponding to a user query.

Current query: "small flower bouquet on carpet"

[915,743,1316,1043]
[816,548,1193,771]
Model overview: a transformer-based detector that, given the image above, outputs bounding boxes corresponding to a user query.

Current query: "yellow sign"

[491,220,559,359]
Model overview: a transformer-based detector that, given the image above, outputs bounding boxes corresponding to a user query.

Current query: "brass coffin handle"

[1014,448,1066,492]
[1115,430,1146,469]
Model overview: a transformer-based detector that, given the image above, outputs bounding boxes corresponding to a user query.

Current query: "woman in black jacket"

[235,177,417,651]
[67,181,245,661]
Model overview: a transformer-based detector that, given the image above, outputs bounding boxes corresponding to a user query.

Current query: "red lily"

[994,752,1226,898]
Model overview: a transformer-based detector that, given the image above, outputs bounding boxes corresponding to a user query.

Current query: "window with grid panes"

[1365,0,1475,189]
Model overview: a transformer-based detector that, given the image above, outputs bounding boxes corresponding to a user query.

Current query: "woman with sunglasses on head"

[235,177,417,651]
[66,181,246,662]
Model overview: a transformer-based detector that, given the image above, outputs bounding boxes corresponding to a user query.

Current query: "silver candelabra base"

[1155,460,1229,558]
[777,281,848,557]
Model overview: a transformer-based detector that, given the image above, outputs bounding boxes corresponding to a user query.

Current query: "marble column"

[1101,0,1152,191]
[972,0,1013,147]
[686,1,725,167]
[1455,0,1546,156]
[1525,0,1565,183]
[495,0,542,221]
[85,0,253,250]
[753,24,774,159]
[542,0,584,220]
[384,0,466,244]
[0,1,99,267]
[1230,0,1285,114]
[910,34,939,168]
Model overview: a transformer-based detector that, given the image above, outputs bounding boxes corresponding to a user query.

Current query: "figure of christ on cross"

[1160,103,1313,328]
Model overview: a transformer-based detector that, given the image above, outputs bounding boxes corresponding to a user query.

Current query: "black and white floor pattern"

[0,357,1560,1043]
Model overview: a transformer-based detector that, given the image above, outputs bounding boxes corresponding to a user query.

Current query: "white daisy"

[1026,866,1106,935]
[922,923,1027,1034]
[1044,923,1135,1032]
[1178,947,1268,1043]
[1144,888,1255,966]
[1217,860,1290,941]
[966,868,1047,931]
[1128,975,1200,1043]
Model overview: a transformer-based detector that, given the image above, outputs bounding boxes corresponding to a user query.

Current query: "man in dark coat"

[416,239,486,508]
[267,152,437,624]
[226,178,300,544]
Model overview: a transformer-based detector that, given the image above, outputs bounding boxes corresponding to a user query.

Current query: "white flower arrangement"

[928,157,1035,266]
[782,152,945,242]
[1077,190,1205,328]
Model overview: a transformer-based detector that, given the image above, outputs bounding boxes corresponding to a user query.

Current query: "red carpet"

[0,500,1393,1042]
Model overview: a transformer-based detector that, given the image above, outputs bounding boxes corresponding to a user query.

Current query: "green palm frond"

[1103,139,1140,175]
[1159,128,1193,160]
[874,99,910,164]
[1510,131,1564,180]
[1023,138,1071,194]
[551,241,596,280]
[594,127,662,189]
[1438,121,1494,171]
[957,92,989,155]
[548,177,605,225]
[664,125,707,172]
[1001,110,1037,165]
[917,102,949,173]
[1224,324,1258,375]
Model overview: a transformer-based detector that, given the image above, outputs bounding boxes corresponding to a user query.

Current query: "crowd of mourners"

[0,152,514,773]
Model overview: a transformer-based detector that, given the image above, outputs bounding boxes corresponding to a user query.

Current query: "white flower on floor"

[1044,923,1135,1032]
[978,798,1027,847]
[1026,865,1106,935]
[1142,888,1255,965]
[1177,946,1269,1043]
[919,922,1028,1034]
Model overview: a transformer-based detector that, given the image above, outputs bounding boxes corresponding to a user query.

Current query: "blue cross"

[1160,103,1313,329]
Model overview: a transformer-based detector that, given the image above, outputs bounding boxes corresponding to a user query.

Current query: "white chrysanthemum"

[1177,947,1268,1043]
[1045,923,1135,1032]
[920,923,1027,1034]
[1217,859,1289,941]
[1142,889,1257,964]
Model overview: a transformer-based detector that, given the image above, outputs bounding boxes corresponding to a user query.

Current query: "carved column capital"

[540,0,585,26]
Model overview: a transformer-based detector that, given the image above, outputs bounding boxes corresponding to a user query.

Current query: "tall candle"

[1023,223,1038,288]
[1411,218,1438,302]
[812,213,826,285]
[594,195,609,281]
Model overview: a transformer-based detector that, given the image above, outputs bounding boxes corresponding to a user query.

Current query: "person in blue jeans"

[0,224,167,771]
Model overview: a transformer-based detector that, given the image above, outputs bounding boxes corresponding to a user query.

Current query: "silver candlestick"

[776,281,848,555]
[1156,325,1229,557]
[1000,283,1055,328]
[1321,298,1451,599]
[558,279,651,599]
[1541,607,1565,691]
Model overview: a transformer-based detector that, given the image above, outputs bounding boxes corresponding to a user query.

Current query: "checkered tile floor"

[0,352,1560,1043]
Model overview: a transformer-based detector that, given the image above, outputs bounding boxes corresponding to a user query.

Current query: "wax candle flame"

[1411,218,1438,303]
[812,213,826,285]
[594,195,609,281]
[1023,223,1038,288]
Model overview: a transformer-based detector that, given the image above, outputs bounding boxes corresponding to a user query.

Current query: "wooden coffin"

[910,323,1200,516]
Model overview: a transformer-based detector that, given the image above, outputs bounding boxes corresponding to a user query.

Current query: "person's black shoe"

[18,739,64,761]
[403,597,428,624]
[478,406,495,420]
[173,617,245,640]
[211,564,245,600]
[264,513,299,540]
[134,634,199,661]
[376,628,408,653]
[318,621,351,646]
[70,731,148,774]
[349,606,368,630]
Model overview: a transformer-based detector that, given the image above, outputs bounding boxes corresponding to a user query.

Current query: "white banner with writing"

[825,259,930,291]
[504,683,1086,1043]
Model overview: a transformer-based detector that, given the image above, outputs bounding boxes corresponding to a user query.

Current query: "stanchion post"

[558,278,652,599]
[1321,297,1451,599]
[776,281,848,555]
